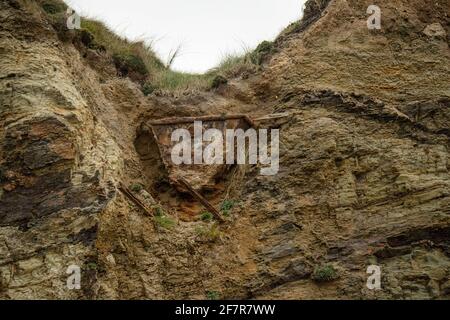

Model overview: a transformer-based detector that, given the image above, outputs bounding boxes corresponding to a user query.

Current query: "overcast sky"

[64,0,306,73]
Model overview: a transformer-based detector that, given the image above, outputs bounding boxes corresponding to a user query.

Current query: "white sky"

[64,0,306,73]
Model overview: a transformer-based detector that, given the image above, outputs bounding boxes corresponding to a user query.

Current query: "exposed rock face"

[423,23,447,38]
[0,0,449,299]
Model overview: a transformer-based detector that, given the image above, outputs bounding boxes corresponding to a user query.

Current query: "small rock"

[279,259,312,282]
[427,279,440,298]
[264,242,299,260]
[106,254,116,266]
[139,189,157,206]
[3,183,16,192]
[423,23,446,38]
[17,257,43,272]
[441,280,450,295]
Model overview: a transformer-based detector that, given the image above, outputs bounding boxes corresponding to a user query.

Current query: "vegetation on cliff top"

[38,0,279,94]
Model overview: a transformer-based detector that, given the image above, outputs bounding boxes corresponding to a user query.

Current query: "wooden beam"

[177,177,225,223]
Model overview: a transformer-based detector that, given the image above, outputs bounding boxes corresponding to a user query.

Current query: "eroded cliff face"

[0,0,449,299]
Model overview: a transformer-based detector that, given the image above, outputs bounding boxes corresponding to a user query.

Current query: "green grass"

[152,205,175,229]
[130,183,143,193]
[206,291,220,300]
[81,19,215,92]
[84,262,98,271]
[279,21,303,38]
[154,215,176,230]
[249,41,275,65]
[220,200,236,217]
[220,200,235,212]
[151,71,208,91]
[195,224,222,242]
[81,19,163,68]
[154,206,166,217]
[206,41,275,81]
[206,53,256,80]
[200,212,213,222]
[312,265,338,282]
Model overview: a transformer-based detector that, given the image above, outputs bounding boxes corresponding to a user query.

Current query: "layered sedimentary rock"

[0,0,449,299]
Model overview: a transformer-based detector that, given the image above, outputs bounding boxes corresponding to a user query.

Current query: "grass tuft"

[249,41,275,65]
[206,53,257,81]
[195,223,222,242]
[154,215,176,230]
[312,264,338,282]
[200,212,213,222]
[206,291,220,300]
[154,206,166,217]
[220,200,236,217]
[130,183,143,193]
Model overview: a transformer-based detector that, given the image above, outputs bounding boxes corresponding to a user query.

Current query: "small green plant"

[84,262,98,271]
[130,183,143,193]
[221,200,235,211]
[154,215,176,230]
[195,224,222,242]
[200,212,213,222]
[312,264,338,282]
[154,206,165,217]
[206,291,220,300]
[220,200,236,217]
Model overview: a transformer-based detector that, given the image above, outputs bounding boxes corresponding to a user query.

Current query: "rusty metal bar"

[149,114,256,128]
[118,183,154,217]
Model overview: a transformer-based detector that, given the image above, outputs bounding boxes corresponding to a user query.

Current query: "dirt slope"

[0,0,449,299]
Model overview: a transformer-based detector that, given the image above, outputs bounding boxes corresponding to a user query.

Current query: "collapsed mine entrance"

[134,113,290,221]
